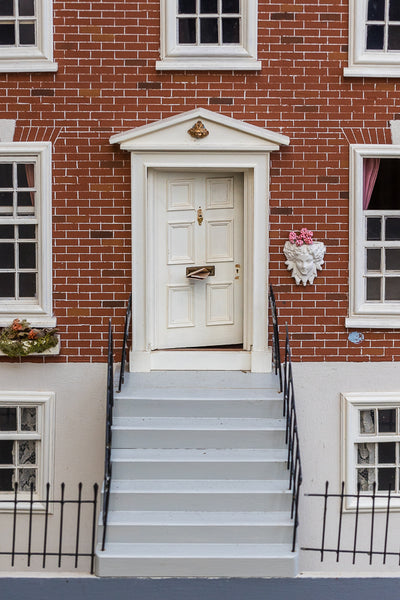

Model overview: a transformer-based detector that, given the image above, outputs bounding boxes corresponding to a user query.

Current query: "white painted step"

[99,511,293,543]
[112,417,286,449]
[111,448,289,480]
[95,542,298,577]
[107,479,292,511]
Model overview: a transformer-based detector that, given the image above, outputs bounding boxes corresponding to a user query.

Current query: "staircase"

[95,371,298,577]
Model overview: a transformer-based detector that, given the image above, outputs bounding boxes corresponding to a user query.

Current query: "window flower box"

[0,319,60,357]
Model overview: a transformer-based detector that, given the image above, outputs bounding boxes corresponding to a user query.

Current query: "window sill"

[344,65,400,78]
[346,315,400,329]
[0,59,58,73]
[156,57,262,71]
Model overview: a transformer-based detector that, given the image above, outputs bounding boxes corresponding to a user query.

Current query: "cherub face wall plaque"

[283,229,326,286]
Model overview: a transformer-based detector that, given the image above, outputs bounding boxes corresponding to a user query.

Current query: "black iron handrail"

[269,286,303,552]
[118,293,132,393]
[1,482,98,573]
[101,318,114,551]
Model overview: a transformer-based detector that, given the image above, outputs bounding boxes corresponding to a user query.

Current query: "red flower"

[11,319,23,331]
[28,329,39,340]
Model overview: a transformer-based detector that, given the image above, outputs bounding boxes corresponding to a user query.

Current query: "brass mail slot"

[186,265,215,279]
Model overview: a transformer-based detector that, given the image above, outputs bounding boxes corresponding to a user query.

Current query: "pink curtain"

[25,164,35,205]
[363,158,380,210]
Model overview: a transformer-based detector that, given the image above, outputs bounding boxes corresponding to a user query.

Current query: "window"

[0,143,54,327]
[0,0,57,72]
[342,393,400,509]
[345,0,400,77]
[156,0,260,71]
[0,391,54,507]
[347,145,400,328]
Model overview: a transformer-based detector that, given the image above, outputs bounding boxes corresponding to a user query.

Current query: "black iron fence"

[0,482,98,573]
[269,286,303,552]
[118,293,132,393]
[303,481,400,565]
[101,318,114,552]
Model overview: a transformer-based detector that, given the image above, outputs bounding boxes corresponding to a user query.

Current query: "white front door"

[155,171,244,350]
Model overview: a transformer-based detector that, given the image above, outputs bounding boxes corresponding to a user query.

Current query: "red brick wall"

[2,0,399,362]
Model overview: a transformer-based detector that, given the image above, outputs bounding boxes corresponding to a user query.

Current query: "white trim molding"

[346,144,400,329]
[345,0,400,78]
[0,142,55,327]
[0,391,55,511]
[110,109,289,372]
[0,0,57,73]
[156,0,261,71]
[342,392,400,511]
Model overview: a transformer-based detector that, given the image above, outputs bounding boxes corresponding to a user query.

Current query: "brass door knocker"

[197,207,203,226]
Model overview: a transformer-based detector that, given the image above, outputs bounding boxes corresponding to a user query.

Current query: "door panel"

[155,171,243,349]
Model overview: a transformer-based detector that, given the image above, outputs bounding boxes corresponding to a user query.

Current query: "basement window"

[347,146,400,328]
[156,0,261,71]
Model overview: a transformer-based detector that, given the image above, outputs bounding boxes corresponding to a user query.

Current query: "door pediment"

[110,108,290,152]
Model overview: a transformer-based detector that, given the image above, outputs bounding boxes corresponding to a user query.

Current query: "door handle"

[186,265,215,279]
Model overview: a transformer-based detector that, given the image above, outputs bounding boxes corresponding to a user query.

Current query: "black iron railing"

[101,318,114,551]
[118,293,132,393]
[303,482,400,564]
[269,286,303,552]
[0,482,98,573]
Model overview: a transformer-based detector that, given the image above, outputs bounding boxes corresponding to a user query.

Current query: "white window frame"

[345,0,400,78]
[156,0,261,71]
[342,392,400,511]
[0,142,55,327]
[347,144,400,329]
[0,0,57,73]
[0,391,55,511]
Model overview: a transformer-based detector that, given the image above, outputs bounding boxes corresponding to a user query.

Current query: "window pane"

[19,22,35,45]
[358,467,375,491]
[21,407,37,431]
[17,191,34,207]
[378,442,396,463]
[0,440,14,464]
[386,249,400,270]
[223,0,240,12]
[0,469,14,491]
[378,467,395,490]
[389,0,400,21]
[178,18,196,43]
[19,272,36,297]
[200,17,218,43]
[17,163,34,188]
[388,25,400,49]
[367,217,381,240]
[0,0,13,15]
[378,409,396,432]
[357,443,375,464]
[368,0,385,20]
[200,0,217,13]
[19,468,36,491]
[178,0,196,13]
[0,273,15,297]
[0,225,14,239]
[385,218,400,240]
[18,225,35,239]
[0,23,15,45]
[18,440,36,465]
[0,191,13,208]
[0,163,13,187]
[367,248,381,271]
[0,407,17,431]
[18,242,36,269]
[360,409,375,433]
[0,243,14,269]
[385,277,400,300]
[222,17,239,43]
[18,0,35,16]
[366,277,381,300]
[367,24,385,49]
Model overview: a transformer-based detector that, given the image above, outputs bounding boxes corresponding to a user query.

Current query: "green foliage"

[0,319,58,357]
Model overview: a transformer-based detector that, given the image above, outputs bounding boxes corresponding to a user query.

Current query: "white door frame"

[110,109,290,372]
